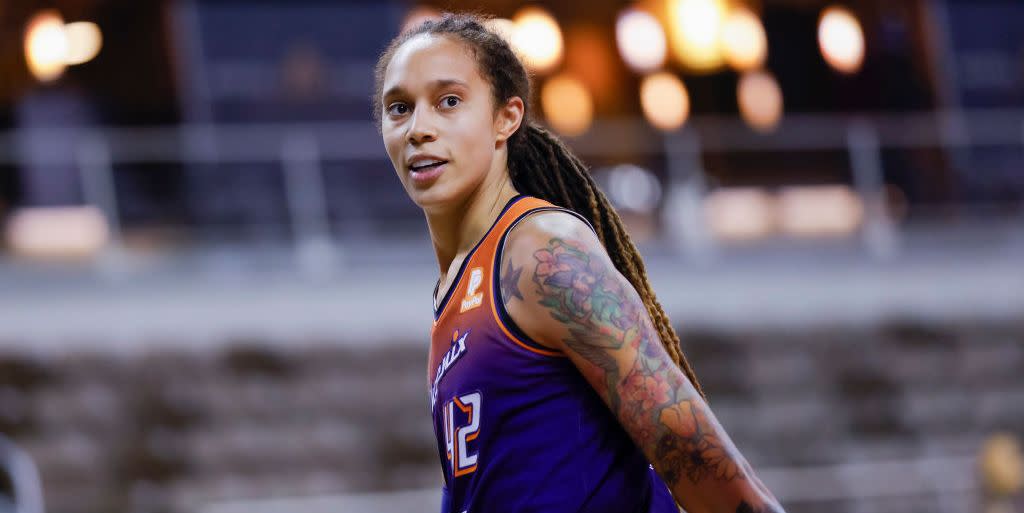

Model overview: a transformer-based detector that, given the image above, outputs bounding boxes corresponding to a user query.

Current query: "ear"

[494,96,525,144]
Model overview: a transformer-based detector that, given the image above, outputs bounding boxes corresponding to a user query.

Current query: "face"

[380,34,522,210]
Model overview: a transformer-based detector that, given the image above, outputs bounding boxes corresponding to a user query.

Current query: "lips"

[407,159,448,185]
[408,153,449,170]
[409,159,447,173]
[406,155,450,185]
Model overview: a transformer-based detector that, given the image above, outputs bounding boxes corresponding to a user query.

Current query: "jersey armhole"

[490,207,599,358]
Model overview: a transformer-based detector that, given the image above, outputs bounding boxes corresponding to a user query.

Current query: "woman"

[374,13,784,513]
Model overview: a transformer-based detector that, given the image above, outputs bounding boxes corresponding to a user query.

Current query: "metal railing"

[1,109,1022,275]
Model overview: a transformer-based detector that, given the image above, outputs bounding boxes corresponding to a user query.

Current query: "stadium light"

[63,21,103,65]
[737,70,783,132]
[818,6,865,74]
[512,7,563,74]
[615,8,667,73]
[540,73,592,136]
[640,72,690,131]
[667,0,727,72]
[721,7,767,72]
[24,10,68,82]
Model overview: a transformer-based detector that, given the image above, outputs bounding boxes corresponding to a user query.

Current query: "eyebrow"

[382,79,470,101]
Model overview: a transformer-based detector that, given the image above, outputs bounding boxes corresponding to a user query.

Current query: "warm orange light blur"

[512,7,564,73]
[776,186,864,237]
[640,72,690,131]
[566,24,617,106]
[667,0,727,72]
[979,433,1024,496]
[737,70,783,132]
[541,74,593,136]
[704,188,775,241]
[721,7,767,71]
[401,6,441,34]
[64,21,102,65]
[5,206,109,260]
[818,6,865,74]
[24,10,68,82]
[615,8,667,72]
[485,17,515,44]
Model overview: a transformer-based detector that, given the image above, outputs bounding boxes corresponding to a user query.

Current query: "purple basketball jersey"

[428,194,677,512]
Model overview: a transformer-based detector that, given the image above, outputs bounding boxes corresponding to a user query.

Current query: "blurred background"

[0,0,1022,512]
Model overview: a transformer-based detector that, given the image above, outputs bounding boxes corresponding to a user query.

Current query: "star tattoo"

[500,260,524,305]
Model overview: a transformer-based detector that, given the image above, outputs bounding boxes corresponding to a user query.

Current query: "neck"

[424,173,519,277]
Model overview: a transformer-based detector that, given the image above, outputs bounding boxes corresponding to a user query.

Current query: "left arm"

[500,212,784,513]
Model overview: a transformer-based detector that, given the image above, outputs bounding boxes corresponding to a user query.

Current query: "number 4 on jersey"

[443,391,481,477]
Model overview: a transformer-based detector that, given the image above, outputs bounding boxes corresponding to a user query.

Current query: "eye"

[439,95,461,109]
[386,102,409,116]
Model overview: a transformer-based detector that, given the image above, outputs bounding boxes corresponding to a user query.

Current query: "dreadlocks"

[373,12,705,401]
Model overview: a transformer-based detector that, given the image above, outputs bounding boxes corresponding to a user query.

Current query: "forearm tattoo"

[516,236,783,511]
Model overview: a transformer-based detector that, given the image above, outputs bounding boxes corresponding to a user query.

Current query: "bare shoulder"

[499,209,605,287]
[496,209,623,351]
[504,209,599,252]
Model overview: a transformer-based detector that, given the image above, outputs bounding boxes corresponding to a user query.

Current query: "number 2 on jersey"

[443,391,481,477]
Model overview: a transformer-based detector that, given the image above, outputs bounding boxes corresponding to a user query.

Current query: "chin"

[407,182,456,210]
[407,178,475,212]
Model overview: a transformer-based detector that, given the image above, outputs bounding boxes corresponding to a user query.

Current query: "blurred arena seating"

[2,1,1023,513]
[1,319,1021,513]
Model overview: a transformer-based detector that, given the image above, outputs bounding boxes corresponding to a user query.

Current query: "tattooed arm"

[499,211,785,513]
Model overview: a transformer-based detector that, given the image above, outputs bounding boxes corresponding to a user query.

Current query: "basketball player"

[374,13,785,513]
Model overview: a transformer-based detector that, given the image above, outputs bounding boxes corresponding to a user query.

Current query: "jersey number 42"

[443,391,482,477]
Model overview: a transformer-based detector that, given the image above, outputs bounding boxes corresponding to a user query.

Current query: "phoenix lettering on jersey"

[431,329,470,408]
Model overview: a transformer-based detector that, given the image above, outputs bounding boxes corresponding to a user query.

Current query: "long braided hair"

[373,13,704,400]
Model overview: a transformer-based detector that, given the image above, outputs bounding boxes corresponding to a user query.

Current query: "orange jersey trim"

[488,203,565,358]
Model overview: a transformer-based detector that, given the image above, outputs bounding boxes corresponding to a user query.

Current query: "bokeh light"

[640,72,690,131]
[721,7,767,71]
[5,206,109,260]
[512,7,564,74]
[704,187,775,242]
[566,24,616,106]
[979,433,1024,496]
[484,17,515,44]
[63,21,103,65]
[737,70,783,132]
[667,0,727,72]
[540,73,592,136]
[818,6,865,74]
[24,10,68,82]
[607,164,663,214]
[401,5,441,34]
[615,8,667,73]
[777,186,864,237]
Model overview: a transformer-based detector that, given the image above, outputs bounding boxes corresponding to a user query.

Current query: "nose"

[407,108,437,146]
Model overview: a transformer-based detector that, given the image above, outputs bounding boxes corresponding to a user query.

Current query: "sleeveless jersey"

[428,194,677,513]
